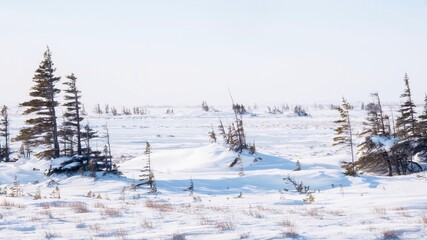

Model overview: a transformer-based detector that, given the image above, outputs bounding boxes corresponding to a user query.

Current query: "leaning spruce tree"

[333,97,356,175]
[15,47,61,159]
[62,73,84,155]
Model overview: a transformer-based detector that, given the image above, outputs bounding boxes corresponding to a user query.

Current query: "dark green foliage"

[62,73,84,155]
[15,47,61,159]
[0,105,10,161]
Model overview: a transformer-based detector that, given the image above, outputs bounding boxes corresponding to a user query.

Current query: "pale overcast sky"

[1,0,427,107]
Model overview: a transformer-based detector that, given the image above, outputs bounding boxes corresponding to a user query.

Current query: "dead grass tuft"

[101,207,121,217]
[93,201,106,209]
[145,199,174,212]
[113,228,128,239]
[0,199,25,208]
[140,219,153,229]
[374,207,387,216]
[89,223,101,232]
[393,207,410,217]
[41,209,53,218]
[282,219,295,227]
[69,202,89,213]
[215,221,235,231]
[326,209,345,216]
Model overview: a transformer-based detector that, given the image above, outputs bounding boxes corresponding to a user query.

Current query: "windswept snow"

[1,106,426,239]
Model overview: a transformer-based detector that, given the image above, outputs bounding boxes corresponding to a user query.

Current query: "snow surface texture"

[1,106,426,239]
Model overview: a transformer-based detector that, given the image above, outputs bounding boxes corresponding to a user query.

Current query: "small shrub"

[282,228,299,239]
[45,231,60,239]
[382,230,399,240]
[172,232,186,240]
[240,232,250,239]
[303,194,315,204]
[293,160,301,171]
[75,221,86,229]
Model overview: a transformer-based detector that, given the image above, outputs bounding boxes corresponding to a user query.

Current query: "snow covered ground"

[1,106,426,239]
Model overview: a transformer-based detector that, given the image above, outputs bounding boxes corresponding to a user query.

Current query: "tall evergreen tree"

[62,73,84,155]
[15,47,61,159]
[0,105,11,161]
[396,73,417,138]
[333,97,356,175]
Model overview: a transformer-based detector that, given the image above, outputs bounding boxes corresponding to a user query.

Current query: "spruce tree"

[82,122,98,156]
[138,142,157,193]
[357,94,394,176]
[333,97,355,175]
[418,94,427,138]
[396,73,417,138]
[0,105,10,161]
[15,47,61,159]
[62,73,84,155]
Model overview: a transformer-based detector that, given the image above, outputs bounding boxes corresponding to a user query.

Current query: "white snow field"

[1,106,426,240]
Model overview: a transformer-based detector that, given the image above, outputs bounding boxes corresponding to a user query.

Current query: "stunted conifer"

[62,73,84,155]
[333,97,355,175]
[396,73,417,138]
[0,105,10,161]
